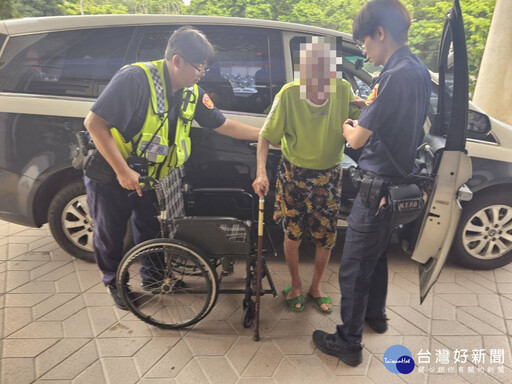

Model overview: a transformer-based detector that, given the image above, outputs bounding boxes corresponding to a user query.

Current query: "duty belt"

[349,167,407,188]
[349,167,408,210]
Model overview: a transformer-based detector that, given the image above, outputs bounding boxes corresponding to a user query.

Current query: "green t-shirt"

[261,78,360,170]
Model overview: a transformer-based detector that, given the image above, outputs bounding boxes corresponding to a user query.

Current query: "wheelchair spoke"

[118,241,216,329]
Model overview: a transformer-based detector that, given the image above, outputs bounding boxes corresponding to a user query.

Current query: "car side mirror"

[467,110,491,136]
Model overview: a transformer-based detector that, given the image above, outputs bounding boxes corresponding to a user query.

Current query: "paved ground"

[1,219,512,384]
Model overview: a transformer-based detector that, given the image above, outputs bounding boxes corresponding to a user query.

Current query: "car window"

[137,25,286,114]
[343,55,382,79]
[354,77,372,98]
[336,68,372,99]
[429,81,495,143]
[137,29,176,62]
[0,27,134,98]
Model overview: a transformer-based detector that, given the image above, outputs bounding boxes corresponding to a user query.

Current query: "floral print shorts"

[274,157,342,249]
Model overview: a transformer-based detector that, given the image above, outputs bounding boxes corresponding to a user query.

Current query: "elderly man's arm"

[349,95,367,110]
[214,119,260,141]
[252,135,272,197]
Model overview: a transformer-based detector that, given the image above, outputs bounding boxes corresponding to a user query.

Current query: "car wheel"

[453,190,512,269]
[48,180,96,263]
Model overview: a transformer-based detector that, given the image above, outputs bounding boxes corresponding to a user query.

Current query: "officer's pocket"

[348,195,385,233]
[85,175,121,195]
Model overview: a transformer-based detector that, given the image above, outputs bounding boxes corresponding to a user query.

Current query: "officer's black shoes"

[312,330,363,366]
[107,282,129,310]
[108,283,145,310]
[365,316,389,333]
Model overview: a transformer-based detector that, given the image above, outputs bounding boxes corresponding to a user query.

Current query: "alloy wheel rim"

[61,195,94,252]
[462,204,512,260]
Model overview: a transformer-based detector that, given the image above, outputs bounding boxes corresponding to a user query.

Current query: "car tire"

[48,180,96,263]
[452,190,512,270]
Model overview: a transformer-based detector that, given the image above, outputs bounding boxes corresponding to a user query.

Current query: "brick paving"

[1,219,511,384]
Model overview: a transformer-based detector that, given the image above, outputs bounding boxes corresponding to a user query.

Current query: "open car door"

[409,0,471,303]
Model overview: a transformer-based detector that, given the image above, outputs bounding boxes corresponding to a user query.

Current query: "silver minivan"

[0,6,511,300]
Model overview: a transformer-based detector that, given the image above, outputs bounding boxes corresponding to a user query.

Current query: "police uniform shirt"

[90,64,226,142]
[357,46,431,178]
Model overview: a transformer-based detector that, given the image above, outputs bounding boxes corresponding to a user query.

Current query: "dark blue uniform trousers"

[85,176,161,285]
[335,192,393,349]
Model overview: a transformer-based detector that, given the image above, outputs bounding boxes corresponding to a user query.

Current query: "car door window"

[429,82,495,143]
[136,25,285,114]
[137,29,176,62]
[0,27,134,98]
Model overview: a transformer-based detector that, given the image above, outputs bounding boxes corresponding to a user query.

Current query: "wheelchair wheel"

[171,256,221,276]
[117,238,218,329]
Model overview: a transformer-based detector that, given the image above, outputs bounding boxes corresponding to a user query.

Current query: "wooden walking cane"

[253,196,265,341]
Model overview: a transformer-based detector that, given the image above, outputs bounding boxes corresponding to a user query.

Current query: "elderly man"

[252,37,360,313]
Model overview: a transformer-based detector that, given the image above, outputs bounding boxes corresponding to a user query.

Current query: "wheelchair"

[116,167,277,329]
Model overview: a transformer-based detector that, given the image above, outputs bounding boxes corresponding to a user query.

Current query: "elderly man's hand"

[343,119,356,140]
[349,95,366,109]
[252,174,269,198]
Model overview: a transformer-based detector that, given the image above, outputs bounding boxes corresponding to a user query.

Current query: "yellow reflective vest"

[111,59,198,179]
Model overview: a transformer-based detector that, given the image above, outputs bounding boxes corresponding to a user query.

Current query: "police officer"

[84,26,260,310]
[312,0,431,366]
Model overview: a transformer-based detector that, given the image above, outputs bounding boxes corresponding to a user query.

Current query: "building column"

[473,0,512,125]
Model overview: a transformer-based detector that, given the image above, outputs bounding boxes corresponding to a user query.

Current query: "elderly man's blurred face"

[299,41,338,101]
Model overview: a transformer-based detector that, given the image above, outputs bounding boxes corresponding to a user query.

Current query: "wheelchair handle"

[139,176,158,191]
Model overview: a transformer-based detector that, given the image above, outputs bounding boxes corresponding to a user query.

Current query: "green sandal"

[308,294,333,314]
[283,285,304,312]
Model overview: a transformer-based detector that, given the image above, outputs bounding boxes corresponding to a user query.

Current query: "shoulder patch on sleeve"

[202,93,215,109]
[365,83,379,106]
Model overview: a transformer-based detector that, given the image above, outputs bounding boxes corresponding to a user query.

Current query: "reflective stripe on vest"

[110,59,198,179]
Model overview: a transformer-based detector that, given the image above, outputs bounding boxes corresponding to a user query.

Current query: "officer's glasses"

[182,56,210,74]
[355,40,365,52]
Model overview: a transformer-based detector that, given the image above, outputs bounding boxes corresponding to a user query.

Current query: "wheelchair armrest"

[192,187,246,194]
[174,216,249,225]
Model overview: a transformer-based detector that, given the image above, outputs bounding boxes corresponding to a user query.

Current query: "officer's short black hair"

[165,26,215,65]
[353,0,411,45]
